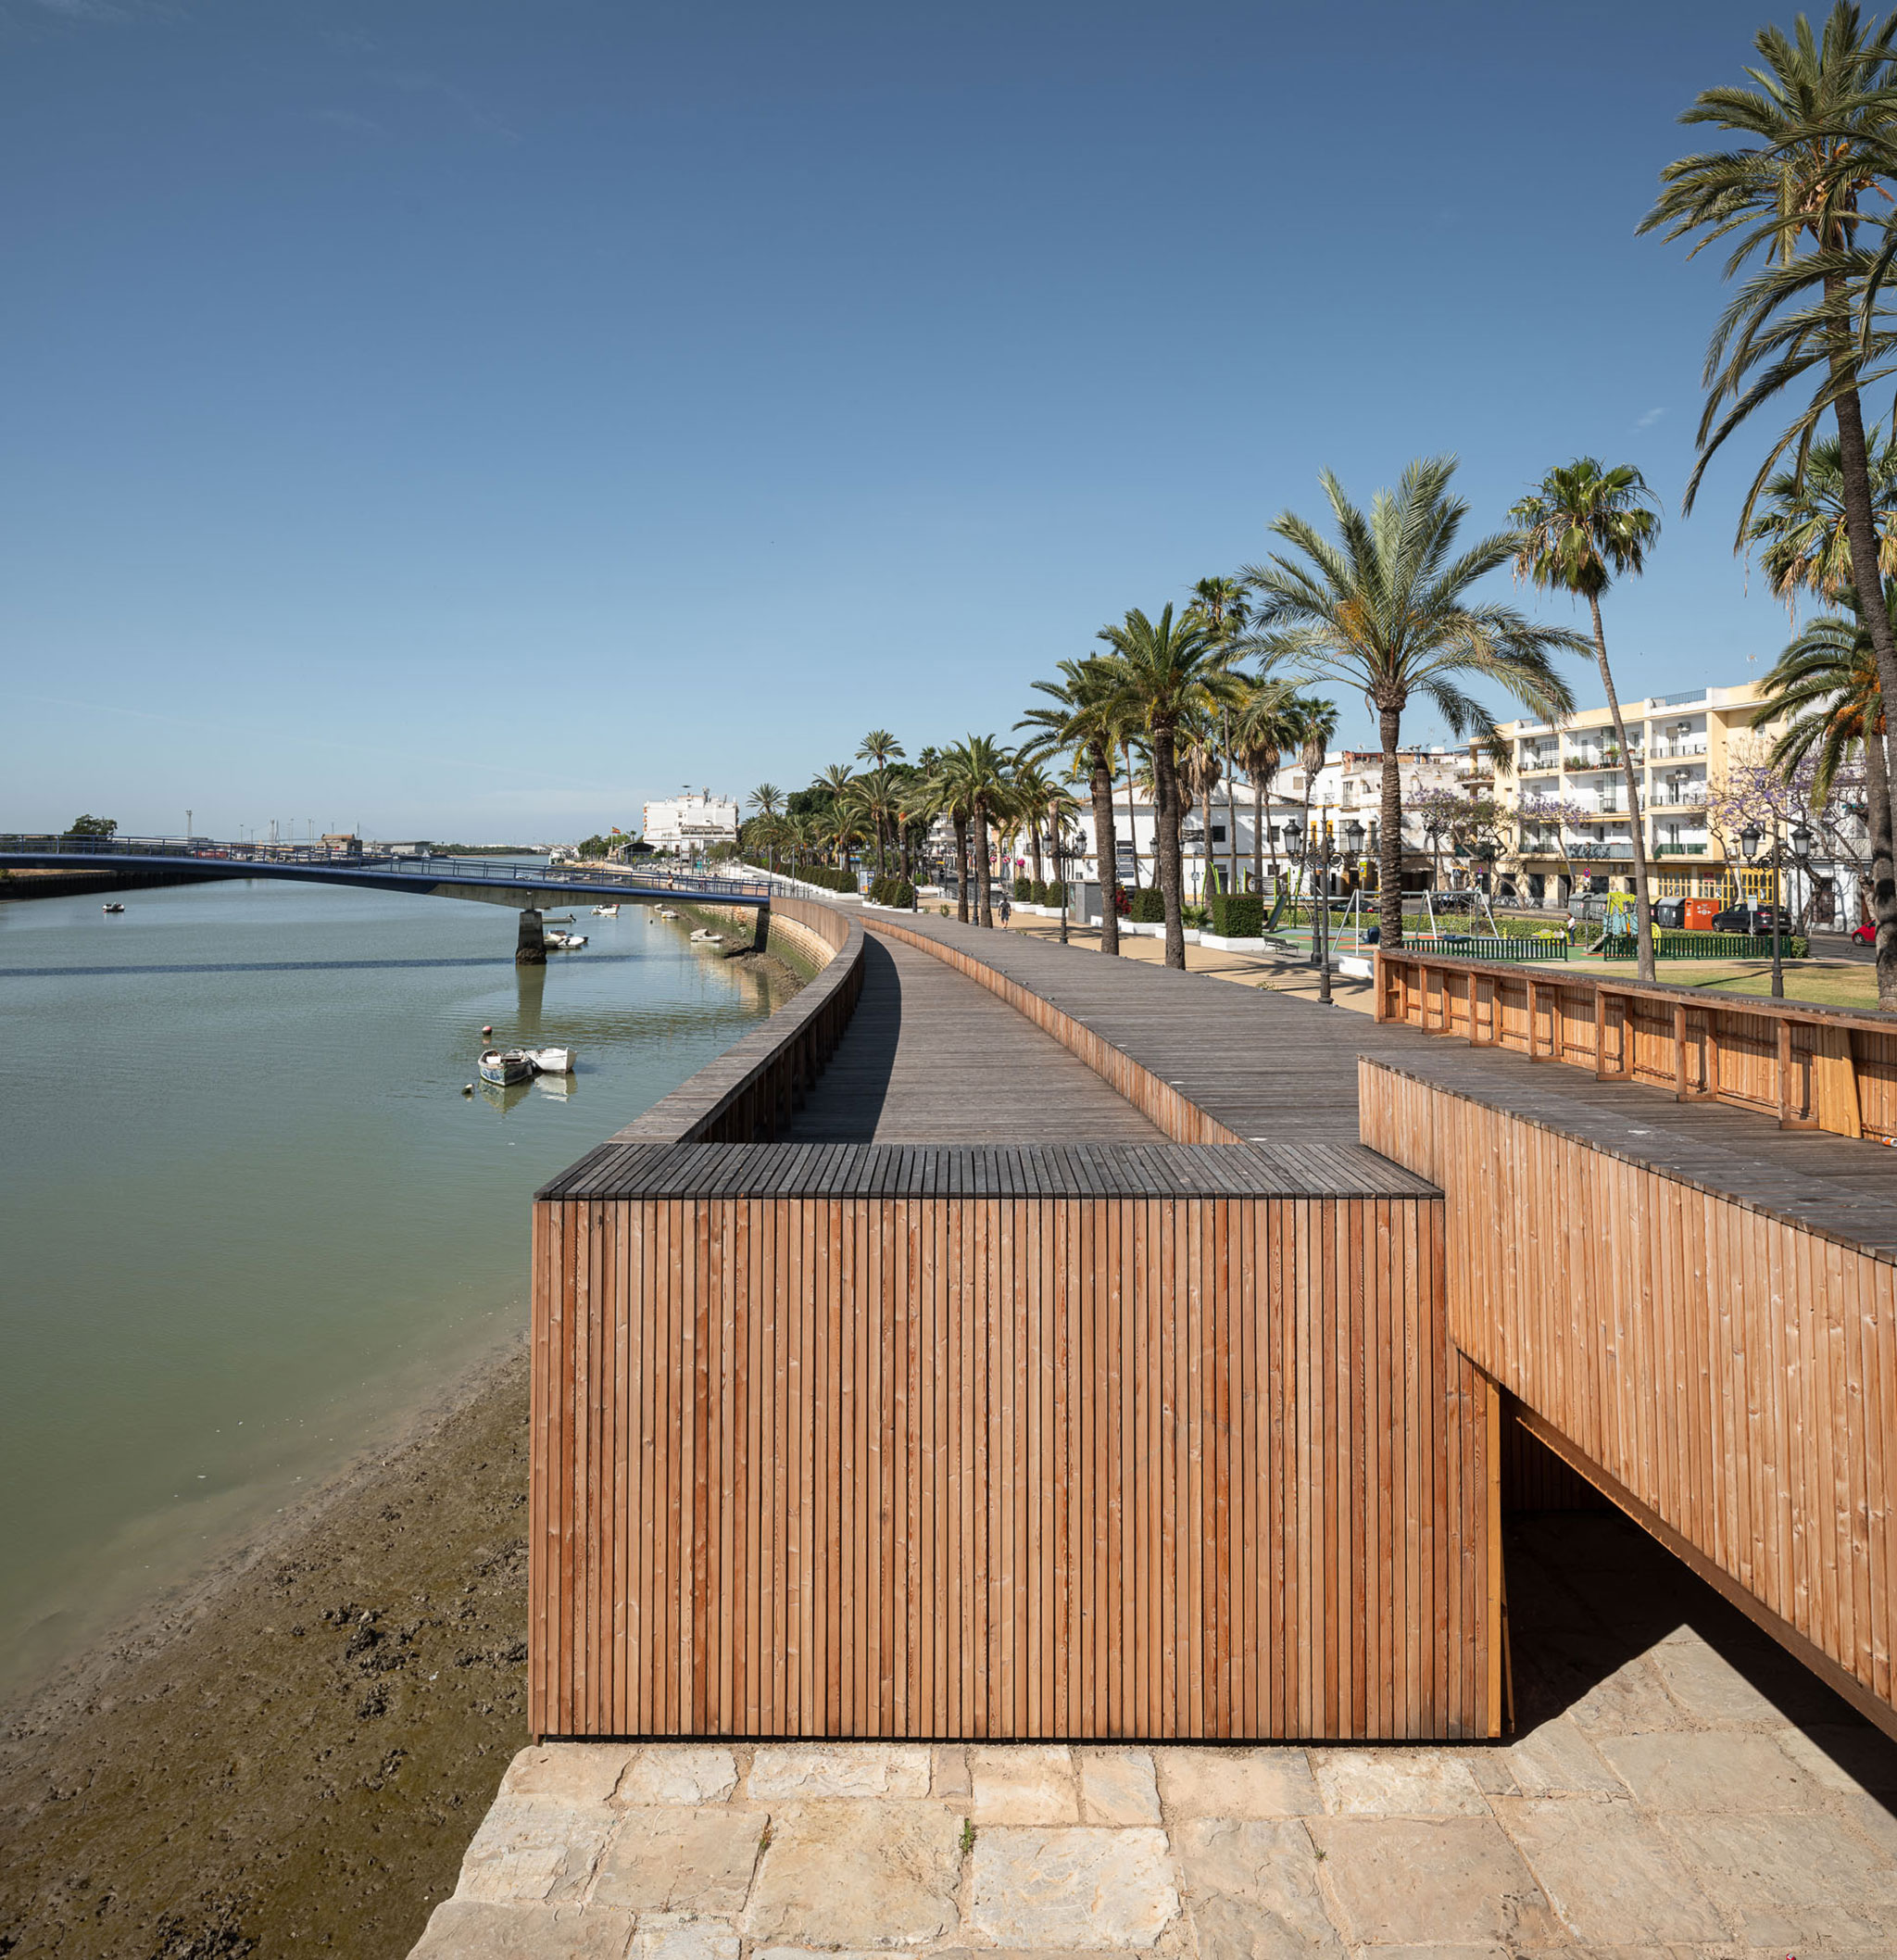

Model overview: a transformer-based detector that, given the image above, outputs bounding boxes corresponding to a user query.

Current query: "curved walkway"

[785,931,1164,1143]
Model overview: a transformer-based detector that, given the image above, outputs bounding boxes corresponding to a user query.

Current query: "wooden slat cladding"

[1377,946,1897,1142]
[1360,1056,1897,1740]
[529,1187,1496,1740]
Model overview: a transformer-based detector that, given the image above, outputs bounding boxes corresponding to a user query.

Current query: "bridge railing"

[0,836,771,902]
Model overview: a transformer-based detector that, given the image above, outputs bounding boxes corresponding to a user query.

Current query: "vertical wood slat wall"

[529,1186,1499,1741]
[1359,1056,1897,1740]
[1376,946,1897,1140]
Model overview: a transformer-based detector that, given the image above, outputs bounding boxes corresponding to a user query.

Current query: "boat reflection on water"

[534,1071,576,1101]
[477,1074,535,1113]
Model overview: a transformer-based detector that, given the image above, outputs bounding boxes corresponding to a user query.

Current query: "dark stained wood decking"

[784,930,1165,1142]
[872,913,1897,1258]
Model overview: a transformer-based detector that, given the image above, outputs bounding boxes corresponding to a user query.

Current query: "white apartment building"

[641,789,740,853]
[958,748,1483,896]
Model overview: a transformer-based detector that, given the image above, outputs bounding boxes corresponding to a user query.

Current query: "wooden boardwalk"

[528,900,1897,1743]
[785,931,1164,1142]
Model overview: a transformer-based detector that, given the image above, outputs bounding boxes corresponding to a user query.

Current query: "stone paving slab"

[411,1519,1897,1960]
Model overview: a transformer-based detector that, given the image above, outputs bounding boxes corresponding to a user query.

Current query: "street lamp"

[1740,818,1787,999]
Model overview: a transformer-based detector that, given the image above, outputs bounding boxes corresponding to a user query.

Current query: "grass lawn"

[1630,958,1882,1011]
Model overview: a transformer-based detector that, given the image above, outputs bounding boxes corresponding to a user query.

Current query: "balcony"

[1649,785,1707,809]
[1650,739,1708,760]
[1565,840,1634,861]
[1653,843,1709,857]
[1564,753,1639,773]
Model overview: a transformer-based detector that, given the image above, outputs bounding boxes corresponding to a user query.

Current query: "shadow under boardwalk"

[785,930,1166,1143]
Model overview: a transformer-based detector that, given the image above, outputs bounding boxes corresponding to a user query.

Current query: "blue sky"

[0,0,1830,841]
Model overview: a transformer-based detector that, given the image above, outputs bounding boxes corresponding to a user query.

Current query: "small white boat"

[689,928,724,944]
[544,930,589,950]
[591,904,619,917]
[478,1048,534,1087]
[524,1045,577,1074]
[656,907,679,919]
[102,902,126,914]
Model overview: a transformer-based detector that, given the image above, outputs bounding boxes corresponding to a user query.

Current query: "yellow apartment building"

[1493,682,1787,908]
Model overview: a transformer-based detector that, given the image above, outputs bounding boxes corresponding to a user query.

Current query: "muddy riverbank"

[0,1343,532,1959]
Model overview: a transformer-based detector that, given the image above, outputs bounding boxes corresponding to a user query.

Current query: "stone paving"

[409,1515,1897,1960]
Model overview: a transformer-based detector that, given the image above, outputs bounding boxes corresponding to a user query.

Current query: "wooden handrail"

[1376,944,1892,1140]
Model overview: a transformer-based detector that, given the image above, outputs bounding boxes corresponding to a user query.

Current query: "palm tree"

[1244,459,1578,949]
[1756,588,1893,953]
[1096,605,1242,967]
[1229,676,1301,894]
[1187,577,1255,896]
[747,782,785,876]
[932,738,1014,926]
[1509,459,1665,980]
[1288,696,1340,908]
[1177,708,1225,901]
[1743,426,1897,610]
[1018,656,1125,955]
[1641,4,1897,980]
[857,730,904,770]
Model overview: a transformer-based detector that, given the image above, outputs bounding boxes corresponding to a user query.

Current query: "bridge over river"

[0,834,772,961]
[519,897,1897,1747]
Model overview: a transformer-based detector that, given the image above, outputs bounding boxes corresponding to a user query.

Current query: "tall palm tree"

[857,730,904,770]
[1177,708,1225,901]
[1743,426,1897,610]
[1756,587,1893,944]
[1244,459,1578,949]
[1187,577,1255,896]
[1641,4,1897,982]
[1229,676,1301,894]
[1288,696,1340,903]
[747,782,785,876]
[933,738,1014,926]
[1017,656,1125,955]
[1096,604,1242,967]
[1509,459,1665,980]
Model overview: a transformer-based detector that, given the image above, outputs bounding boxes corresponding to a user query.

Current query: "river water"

[0,872,796,1693]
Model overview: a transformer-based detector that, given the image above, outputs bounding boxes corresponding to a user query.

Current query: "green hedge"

[1013,875,1035,901]
[797,864,859,894]
[1127,887,1165,923]
[867,873,914,908]
[1600,930,1810,961]
[1207,893,1266,938]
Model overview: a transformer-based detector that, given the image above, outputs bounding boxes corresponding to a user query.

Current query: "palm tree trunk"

[1123,742,1142,888]
[954,815,971,923]
[1588,591,1655,983]
[1225,721,1239,897]
[1200,778,1215,902]
[1155,725,1187,969]
[974,806,994,926]
[1866,725,1895,955]
[1031,821,1044,889]
[1251,777,1265,894]
[1377,703,1405,949]
[1828,366,1897,1005]
[1090,754,1121,957]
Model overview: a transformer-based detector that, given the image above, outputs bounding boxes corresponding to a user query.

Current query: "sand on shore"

[0,1342,532,1959]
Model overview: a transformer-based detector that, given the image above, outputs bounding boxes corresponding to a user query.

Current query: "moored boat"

[544,930,589,950]
[590,904,619,917]
[524,1045,577,1074]
[689,928,723,943]
[102,902,126,914]
[478,1048,534,1087]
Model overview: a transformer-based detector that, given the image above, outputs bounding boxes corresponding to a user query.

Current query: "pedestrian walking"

[999,893,1011,926]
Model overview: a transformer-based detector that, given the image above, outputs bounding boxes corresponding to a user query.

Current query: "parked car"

[1852,920,1878,946]
[1709,904,1794,935]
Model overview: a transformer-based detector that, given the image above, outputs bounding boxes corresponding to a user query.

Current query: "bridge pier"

[515,908,546,966]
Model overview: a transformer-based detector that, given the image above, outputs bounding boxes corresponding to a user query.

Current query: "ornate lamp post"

[1740,819,1789,1000]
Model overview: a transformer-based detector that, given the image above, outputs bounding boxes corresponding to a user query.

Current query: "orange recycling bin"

[1683,898,1719,932]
